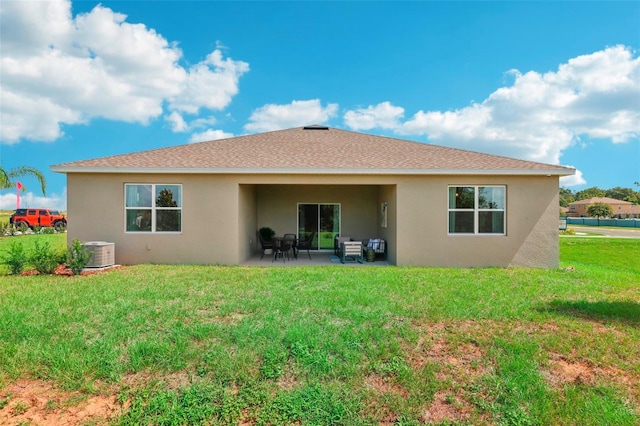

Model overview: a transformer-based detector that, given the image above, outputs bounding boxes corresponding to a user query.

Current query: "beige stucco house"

[567,197,635,218]
[52,126,574,268]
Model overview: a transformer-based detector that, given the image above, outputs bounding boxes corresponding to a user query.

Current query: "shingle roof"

[52,126,574,176]
[569,197,633,206]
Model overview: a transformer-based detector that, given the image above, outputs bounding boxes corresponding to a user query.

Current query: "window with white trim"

[125,184,182,233]
[448,186,505,234]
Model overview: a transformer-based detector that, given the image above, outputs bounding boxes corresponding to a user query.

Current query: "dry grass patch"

[544,353,639,402]
[408,320,492,380]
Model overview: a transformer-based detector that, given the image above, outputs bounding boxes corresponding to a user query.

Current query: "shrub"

[0,221,10,236]
[42,227,56,234]
[560,229,576,235]
[30,240,62,274]
[2,241,27,275]
[66,239,94,275]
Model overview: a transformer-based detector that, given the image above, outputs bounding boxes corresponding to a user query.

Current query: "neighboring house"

[627,205,640,218]
[52,126,574,268]
[567,197,634,218]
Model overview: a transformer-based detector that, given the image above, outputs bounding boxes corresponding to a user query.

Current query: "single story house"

[52,126,574,268]
[567,197,635,218]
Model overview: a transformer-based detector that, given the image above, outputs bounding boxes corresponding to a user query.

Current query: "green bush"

[30,240,63,274]
[66,239,94,275]
[1,241,27,275]
[42,227,56,235]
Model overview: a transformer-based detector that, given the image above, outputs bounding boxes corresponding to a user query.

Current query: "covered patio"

[242,251,391,267]
[240,182,396,264]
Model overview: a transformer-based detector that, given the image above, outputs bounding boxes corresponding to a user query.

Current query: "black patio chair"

[257,230,273,260]
[296,231,315,260]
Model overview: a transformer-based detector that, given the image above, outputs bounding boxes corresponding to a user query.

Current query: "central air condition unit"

[82,241,115,268]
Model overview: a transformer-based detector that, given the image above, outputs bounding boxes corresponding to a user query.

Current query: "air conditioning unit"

[82,241,115,268]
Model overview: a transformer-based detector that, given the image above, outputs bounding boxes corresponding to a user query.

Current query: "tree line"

[559,184,640,207]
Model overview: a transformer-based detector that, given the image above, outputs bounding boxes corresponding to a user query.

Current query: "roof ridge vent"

[303,124,329,130]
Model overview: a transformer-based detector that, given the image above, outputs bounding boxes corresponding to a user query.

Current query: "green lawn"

[0,235,638,425]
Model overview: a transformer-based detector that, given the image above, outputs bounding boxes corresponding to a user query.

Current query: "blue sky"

[1,0,639,210]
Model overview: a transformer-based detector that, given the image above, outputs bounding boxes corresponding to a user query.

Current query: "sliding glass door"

[297,204,340,250]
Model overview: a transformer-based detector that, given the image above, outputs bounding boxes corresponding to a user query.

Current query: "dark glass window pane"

[479,211,504,233]
[449,187,474,209]
[156,210,181,232]
[449,211,474,233]
[127,209,152,232]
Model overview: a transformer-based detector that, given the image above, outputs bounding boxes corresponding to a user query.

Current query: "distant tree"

[0,165,47,196]
[559,187,575,207]
[575,186,605,200]
[605,187,639,204]
[587,202,613,219]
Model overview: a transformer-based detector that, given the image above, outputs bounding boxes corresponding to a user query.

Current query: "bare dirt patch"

[0,379,122,426]
[422,390,475,424]
[408,321,489,381]
[21,264,124,277]
[364,374,409,398]
[544,353,639,393]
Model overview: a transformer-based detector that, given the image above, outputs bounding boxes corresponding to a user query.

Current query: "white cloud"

[170,50,249,114]
[0,188,67,211]
[0,0,248,144]
[245,99,339,133]
[165,111,188,133]
[344,46,639,167]
[189,129,234,143]
[343,101,405,130]
[560,168,586,187]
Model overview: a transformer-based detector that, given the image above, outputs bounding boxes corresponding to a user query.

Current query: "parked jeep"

[9,208,67,231]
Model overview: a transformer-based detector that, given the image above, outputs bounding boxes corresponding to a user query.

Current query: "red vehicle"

[9,208,67,231]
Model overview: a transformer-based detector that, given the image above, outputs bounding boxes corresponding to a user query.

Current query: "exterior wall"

[378,185,397,264]
[255,184,380,252]
[394,175,560,268]
[65,172,560,268]
[238,184,257,261]
[66,173,241,265]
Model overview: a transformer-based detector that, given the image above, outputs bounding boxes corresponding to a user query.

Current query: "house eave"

[51,166,575,176]
[51,166,574,176]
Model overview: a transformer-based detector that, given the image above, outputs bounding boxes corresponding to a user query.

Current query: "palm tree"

[0,165,47,196]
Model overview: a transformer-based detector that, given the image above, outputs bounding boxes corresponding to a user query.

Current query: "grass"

[0,234,638,425]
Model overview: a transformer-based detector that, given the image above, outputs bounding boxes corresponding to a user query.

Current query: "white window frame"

[448,185,506,235]
[124,183,183,234]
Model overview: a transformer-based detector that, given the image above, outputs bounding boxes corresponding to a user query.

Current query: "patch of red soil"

[0,379,122,426]
[21,264,123,277]
[423,390,474,424]
[364,374,409,398]
[407,322,488,381]
[544,353,639,392]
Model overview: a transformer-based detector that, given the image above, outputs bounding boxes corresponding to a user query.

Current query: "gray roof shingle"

[52,127,574,175]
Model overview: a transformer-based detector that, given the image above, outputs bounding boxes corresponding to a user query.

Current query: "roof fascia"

[51,166,575,176]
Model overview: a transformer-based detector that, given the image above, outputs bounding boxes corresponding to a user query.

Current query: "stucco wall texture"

[66,172,560,268]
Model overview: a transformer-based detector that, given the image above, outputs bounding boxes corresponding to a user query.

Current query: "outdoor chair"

[334,236,352,256]
[273,237,293,262]
[295,231,315,260]
[283,233,297,259]
[364,238,387,261]
[257,231,273,260]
